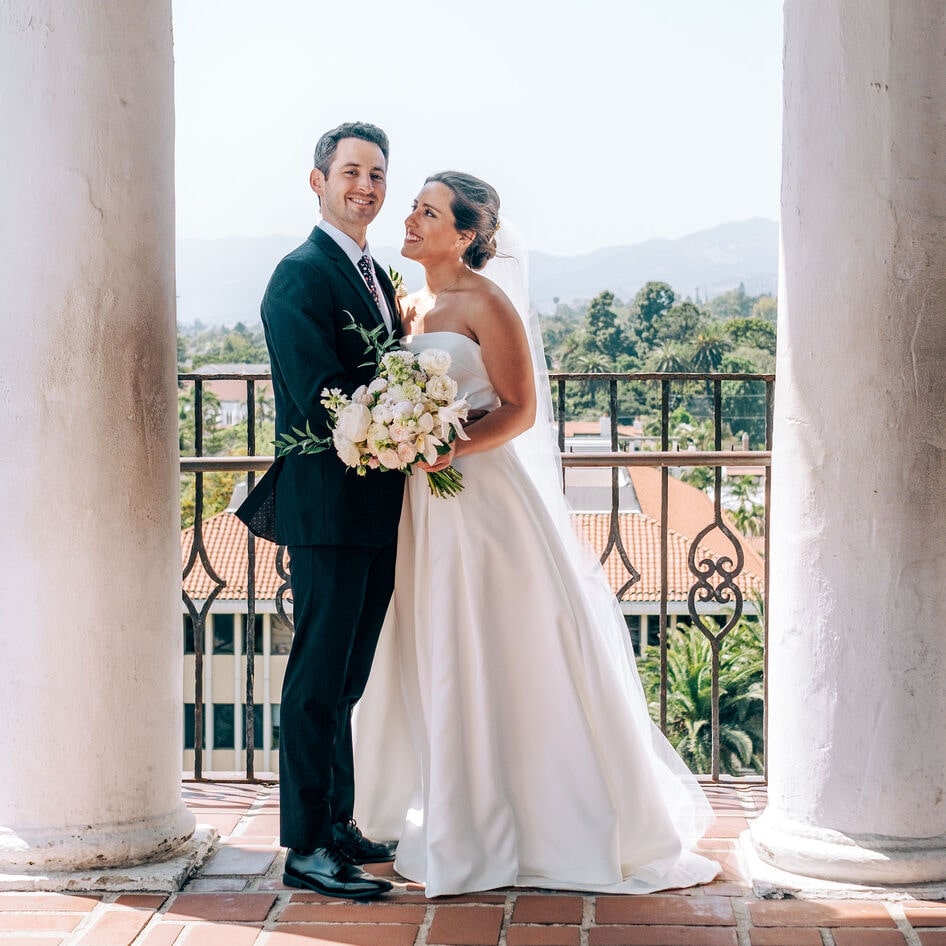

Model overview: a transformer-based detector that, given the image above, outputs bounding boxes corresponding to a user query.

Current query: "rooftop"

[5,782,942,945]
[182,466,764,606]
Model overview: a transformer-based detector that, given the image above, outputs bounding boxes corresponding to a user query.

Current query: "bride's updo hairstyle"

[426,171,500,271]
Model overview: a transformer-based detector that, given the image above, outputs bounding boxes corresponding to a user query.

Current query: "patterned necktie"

[357,254,381,309]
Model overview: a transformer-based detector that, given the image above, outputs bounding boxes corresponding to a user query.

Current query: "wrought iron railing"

[180,370,773,783]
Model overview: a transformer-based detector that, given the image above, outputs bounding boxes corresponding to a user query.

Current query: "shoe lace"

[330,842,357,865]
[343,818,365,841]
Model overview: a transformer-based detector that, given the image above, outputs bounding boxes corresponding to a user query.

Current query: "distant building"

[186,363,272,428]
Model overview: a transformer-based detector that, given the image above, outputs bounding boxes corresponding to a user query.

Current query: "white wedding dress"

[352,330,720,897]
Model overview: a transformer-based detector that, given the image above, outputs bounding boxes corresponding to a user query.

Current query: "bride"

[353,171,720,896]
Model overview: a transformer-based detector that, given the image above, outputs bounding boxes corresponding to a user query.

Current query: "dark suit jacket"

[237,226,405,547]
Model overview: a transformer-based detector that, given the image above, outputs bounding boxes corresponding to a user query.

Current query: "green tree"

[180,471,239,529]
[629,281,676,356]
[178,387,226,454]
[750,294,777,323]
[646,343,691,373]
[723,317,776,356]
[690,330,731,372]
[178,320,270,370]
[719,360,771,449]
[655,300,708,347]
[707,283,752,320]
[726,475,765,537]
[585,290,625,360]
[559,290,636,416]
[638,617,764,775]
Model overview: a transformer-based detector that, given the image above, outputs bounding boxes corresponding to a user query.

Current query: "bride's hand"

[418,442,456,474]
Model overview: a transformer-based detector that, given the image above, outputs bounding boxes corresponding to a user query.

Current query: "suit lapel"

[309,227,384,330]
[374,263,403,337]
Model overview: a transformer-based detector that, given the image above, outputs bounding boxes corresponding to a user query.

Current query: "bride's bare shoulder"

[468,272,519,321]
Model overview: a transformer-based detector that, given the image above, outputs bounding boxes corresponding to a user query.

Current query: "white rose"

[425,374,458,402]
[417,348,452,377]
[367,421,390,442]
[393,400,415,419]
[332,432,362,468]
[367,378,388,394]
[397,441,418,465]
[390,421,415,443]
[377,447,401,470]
[335,402,371,443]
[352,384,369,404]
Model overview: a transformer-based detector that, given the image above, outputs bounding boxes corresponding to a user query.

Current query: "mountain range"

[175,218,778,325]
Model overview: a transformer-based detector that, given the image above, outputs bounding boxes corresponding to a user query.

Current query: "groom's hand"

[462,408,489,427]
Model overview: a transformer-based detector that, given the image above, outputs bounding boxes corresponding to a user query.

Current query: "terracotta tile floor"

[1,782,943,946]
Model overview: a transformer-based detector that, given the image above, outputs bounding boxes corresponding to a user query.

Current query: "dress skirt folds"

[353,332,719,897]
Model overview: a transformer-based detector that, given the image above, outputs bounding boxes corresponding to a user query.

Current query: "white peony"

[332,432,362,468]
[335,402,371,443]
[417,348,452,377]
[400,382,423,403]
[371,402,394,424]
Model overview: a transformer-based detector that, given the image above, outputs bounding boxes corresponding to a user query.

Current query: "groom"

[238,122,404,900]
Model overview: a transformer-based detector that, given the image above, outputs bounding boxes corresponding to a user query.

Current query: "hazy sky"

[172,0,783,257]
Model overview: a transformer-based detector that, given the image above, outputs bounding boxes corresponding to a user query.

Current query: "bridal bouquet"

[275,320,470,498]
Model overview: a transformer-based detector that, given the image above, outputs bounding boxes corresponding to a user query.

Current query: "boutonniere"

[387,265,409,299]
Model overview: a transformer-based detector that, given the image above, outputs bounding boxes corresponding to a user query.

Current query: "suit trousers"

[279,540,397,851]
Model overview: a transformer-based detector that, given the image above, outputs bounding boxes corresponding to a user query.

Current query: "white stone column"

[751,0,946,884]
[0,2,196,873]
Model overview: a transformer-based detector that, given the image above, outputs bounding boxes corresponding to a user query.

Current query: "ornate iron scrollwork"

[275,545,293,630]
[687,517,744,640]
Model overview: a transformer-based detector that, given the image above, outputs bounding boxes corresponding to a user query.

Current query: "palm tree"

[726,475,765,537]
[646,343,691,373]
[690,330,732,373]
[637,617,764,776]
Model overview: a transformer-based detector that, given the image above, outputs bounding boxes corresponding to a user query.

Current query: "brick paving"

[0,782,942,946]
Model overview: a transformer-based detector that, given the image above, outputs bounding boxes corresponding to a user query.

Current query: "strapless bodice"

[402,332,501,413]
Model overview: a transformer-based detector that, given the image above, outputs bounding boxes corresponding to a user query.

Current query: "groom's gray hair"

[313,122,390,174]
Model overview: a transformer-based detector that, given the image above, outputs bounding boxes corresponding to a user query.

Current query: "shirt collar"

[318,219,373,267]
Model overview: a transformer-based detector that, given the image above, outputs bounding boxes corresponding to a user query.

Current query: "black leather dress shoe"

[332,819,398,863]
[283,847,392,900]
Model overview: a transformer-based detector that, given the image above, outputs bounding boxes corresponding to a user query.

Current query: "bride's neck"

[423,260,468,297]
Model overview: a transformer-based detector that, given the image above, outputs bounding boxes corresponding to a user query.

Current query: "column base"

[750,810,946,886]
[0,806,197,874]
[0,826,216,893]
